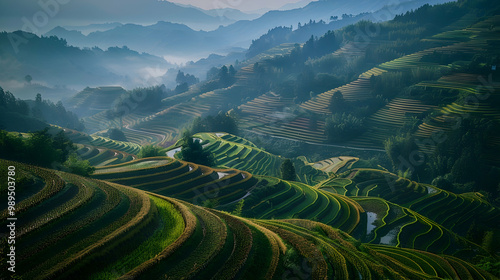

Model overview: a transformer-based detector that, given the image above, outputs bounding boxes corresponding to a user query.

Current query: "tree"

[281,159,296,181]
[35,93,42,103]
[179,131,215,166]
[190,112,238,135]
[325,113,365,143]
[232,199,244,216]
[107,128,127,142]
[176,70,199,86]
[26,128,60,167]
[52,130,74,163]
[229,65,236,76]
[175,82,189,94]
[329,91,345,113]
[206,67,219,80]
[64,154,95,176]
[138,144,163,158]
[383,133,419,175]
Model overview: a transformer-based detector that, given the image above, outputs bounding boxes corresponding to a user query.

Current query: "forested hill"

[0,88,83,132]
[0,31,171,93]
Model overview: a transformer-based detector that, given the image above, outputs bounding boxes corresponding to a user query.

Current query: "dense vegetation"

[1,0,500,278]
[0,89,84,132]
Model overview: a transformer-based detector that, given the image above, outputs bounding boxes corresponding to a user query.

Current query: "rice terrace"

[1,0,500,279]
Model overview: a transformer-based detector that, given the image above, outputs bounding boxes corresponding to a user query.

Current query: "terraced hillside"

[312,156,359,173]
[346,98,436,149]
[1,159,494,280]
[174,132,329,185]
[232,13,500,155]
[321,169,500,239]
[64,128,142,155]
[75,144,136,167]
[89,156,486,258]
[93,156,258,207]
[65,86,127,117]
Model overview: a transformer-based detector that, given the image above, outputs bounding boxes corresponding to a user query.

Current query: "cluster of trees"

[0,89,84,132]
[384,116,500,200]
[105,85,166,124]
[280,159,296,181]
[175,70,199,94]
[325,113,366,143]
[202,65,237,90]
[268,31,339,71]
[31,94,84,131]
[247,26,293,59]
[138,144,163,158]
[246,21,335,59]
[105,128,127,142]
[0,128,94,176]
[179,131,215,167]
[190,112,238,135]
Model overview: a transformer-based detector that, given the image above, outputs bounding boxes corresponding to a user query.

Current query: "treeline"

[0,31,169,87]
[0,88,84,132]
[385,115,500,201]
[246,13,368,59]
[190,112,238,135]
[199,65,237,93]
[0,128,94,176]
[105,85,166,121]
[174,70,199,94]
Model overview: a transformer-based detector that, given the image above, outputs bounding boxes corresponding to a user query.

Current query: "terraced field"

[346,98,436,149]
[300,76,373,114]
[2,159,494,280]
[63,128,142,155]
[245,175,485,257]
[92,156,258,206]
[414,93,500,160]
[238,92,295,129]
[88,156,485,257]
[323,169,500,238]
[312,156,359,173]
[75,144,136,167]
[187,133,329,185]
[248,116,328,144]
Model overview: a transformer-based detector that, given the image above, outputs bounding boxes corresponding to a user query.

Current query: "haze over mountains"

[1,0,450,100]
[46,0,449,59]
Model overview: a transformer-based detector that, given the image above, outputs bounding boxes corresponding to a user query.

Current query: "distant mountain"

[46,0,450,61]
[246,0,450,58]
[0,31,172,99]
[46,22,219,60]
[0,0,236,32]
[63,22,124,35]
[173,4,261,21]
[199,8,260,21]
[212,0,451,47]
[278,0,318,11]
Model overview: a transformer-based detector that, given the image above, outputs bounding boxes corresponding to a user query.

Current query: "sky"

[168,0,313,12]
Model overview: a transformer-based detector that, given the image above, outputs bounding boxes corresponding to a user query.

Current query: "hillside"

[1,0,500,278]
[88,156,496,259]
[0,0,237,32]
[0,159,495,279]
[44,0,450,61]
[0,32,171,96]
